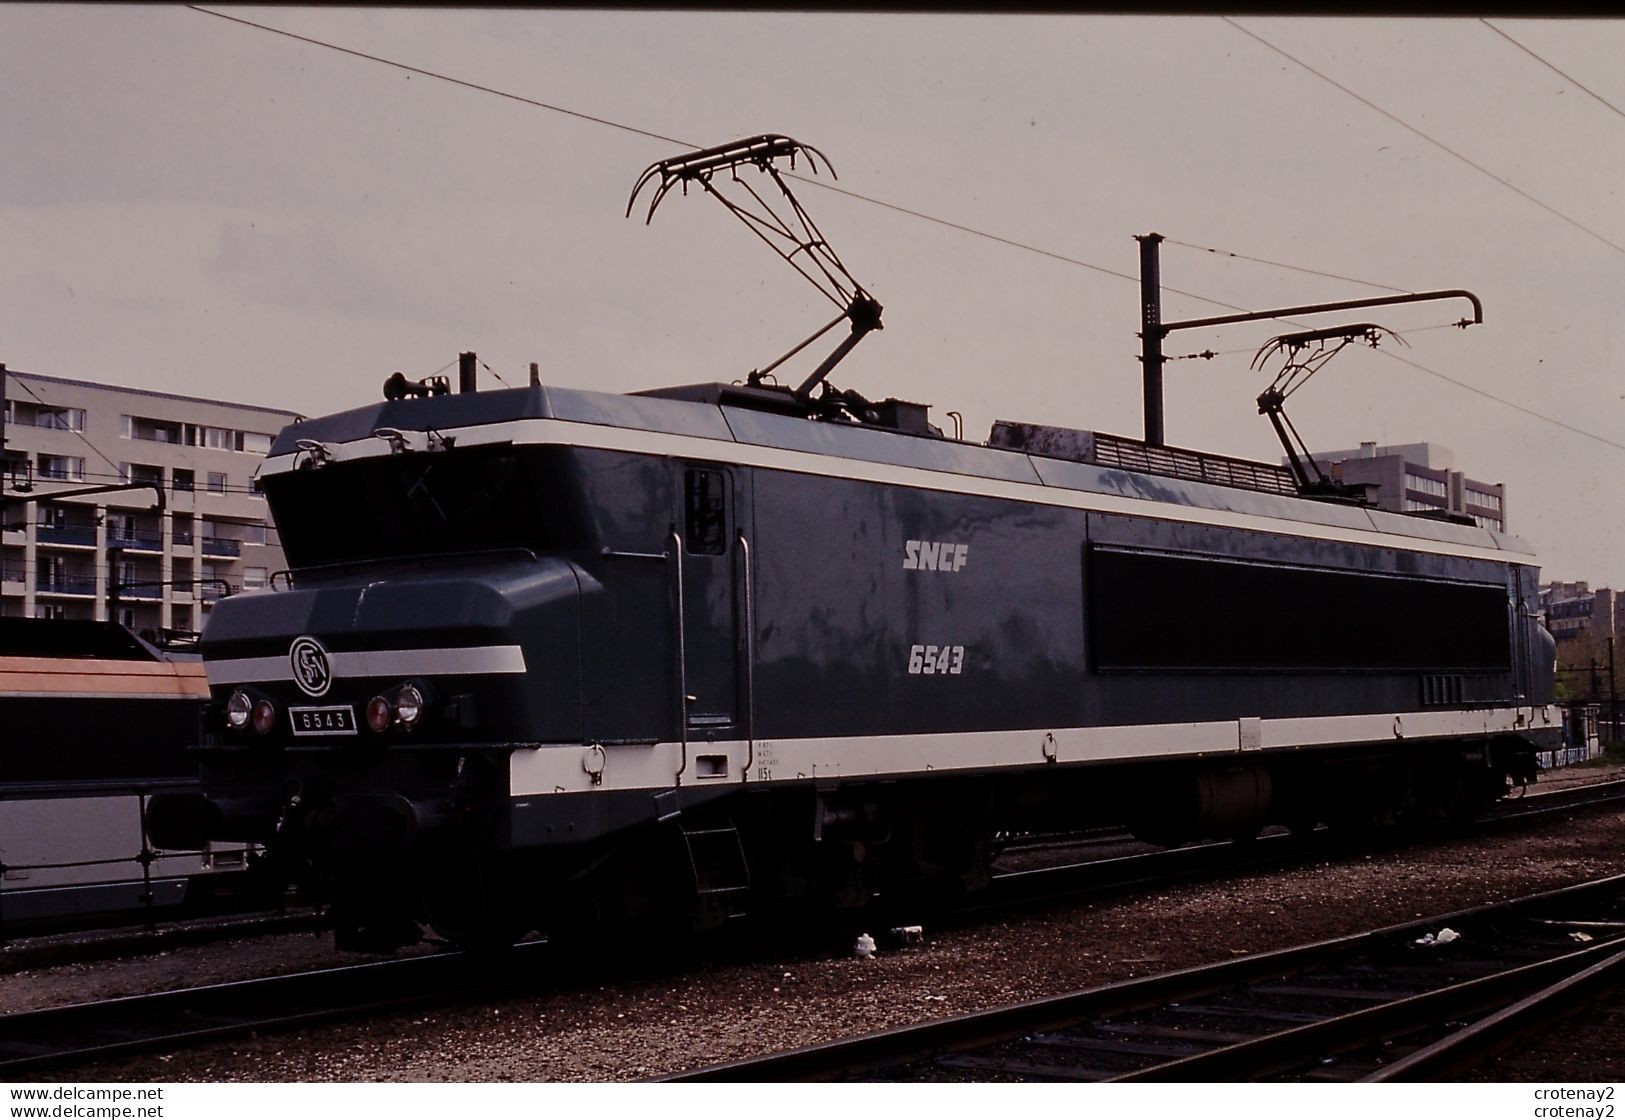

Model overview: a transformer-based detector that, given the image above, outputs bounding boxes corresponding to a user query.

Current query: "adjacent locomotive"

[0,618,252,931]
[147,135,1558,951]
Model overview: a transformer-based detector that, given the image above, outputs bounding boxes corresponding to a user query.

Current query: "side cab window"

[684,468,728,555]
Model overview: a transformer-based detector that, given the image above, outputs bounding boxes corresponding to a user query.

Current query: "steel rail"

[0,909,326,976]
[1109,938,1625,1082]
[0,942,546,1076]
[665,873,1625,1082]
[7,775,1622,1075]
[1364,943,1625,1082]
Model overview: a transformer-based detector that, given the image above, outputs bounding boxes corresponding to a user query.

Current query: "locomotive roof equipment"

[1249,321,1408,501]
[627,134,885,422]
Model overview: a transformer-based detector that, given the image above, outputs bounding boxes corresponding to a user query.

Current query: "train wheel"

[418,842,525,950]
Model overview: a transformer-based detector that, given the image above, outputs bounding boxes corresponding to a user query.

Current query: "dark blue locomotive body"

[152,380,1558,948]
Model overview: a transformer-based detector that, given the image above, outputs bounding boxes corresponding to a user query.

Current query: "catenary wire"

[1221,17,1625,258]
[1160,238,1411,294]
[1377,348,1625,453]
[180,6,1625,454]
[180,6,1248,315]
[185,6,687,149]
[6,377,128,480]
[1480,20,1625,124]
[1166,321,1464,362]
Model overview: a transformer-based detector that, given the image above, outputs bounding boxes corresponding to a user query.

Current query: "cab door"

[675,465,744,736]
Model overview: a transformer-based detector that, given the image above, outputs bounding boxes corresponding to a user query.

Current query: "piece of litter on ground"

[854,932,876,958]
[1415,927,1462,947]
[1571,931,1595,943]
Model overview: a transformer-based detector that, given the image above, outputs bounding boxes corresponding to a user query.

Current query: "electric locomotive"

[0,617,253,931]
[143,371,1556,950]
[146,136,1558,951]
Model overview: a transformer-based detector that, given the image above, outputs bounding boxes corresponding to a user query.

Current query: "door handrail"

[670,529,689,784]
[739,532,756,778]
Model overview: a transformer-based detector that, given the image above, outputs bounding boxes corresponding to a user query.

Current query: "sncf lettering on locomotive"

[903,540,969,572]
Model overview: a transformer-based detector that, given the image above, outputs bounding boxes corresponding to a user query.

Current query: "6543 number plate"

[289,705,358,736]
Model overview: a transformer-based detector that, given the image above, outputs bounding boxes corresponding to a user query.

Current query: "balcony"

[37,577,98,597]
[107,530,164,553]
[115,583,163,600]
[200,536,241,558]
[37,524,98,547]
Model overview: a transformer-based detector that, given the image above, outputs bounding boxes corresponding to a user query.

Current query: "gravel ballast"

[13,766,1625,1082]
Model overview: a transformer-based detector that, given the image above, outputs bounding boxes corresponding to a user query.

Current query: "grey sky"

[4,8,1623,584]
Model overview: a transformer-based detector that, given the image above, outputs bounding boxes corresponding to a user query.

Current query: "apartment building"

[1306,440,1507,532]
[1,367,300,636]
[1540,580,1621,644]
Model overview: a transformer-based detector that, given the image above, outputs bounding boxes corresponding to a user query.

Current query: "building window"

[207,472,227,494]
[38,555,65,585]
[122,421,276,455]
[11,401,85,431]
[33,406,85,432]
[37,454,85,482]
[243,523,267,545]
[242,566,268,589]
[173,468,194,492]
[122,414,185,444]
[128,463,164,487]
[35,603,66,621]
[1404,472,1446,499]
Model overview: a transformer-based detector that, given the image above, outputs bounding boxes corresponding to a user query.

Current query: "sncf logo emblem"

[903,540,968,572]
[289,636,333,698]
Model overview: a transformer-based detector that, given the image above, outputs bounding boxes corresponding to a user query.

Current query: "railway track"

[667,873,1625,1082]
[4,774,1620,1078]
[0,944,547,1076]
[0,909,326,975]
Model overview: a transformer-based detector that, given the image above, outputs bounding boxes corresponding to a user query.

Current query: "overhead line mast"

[1135,233,1483,488]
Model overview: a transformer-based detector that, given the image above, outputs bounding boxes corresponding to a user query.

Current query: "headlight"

[395,683,425,728]
[226,689,252,731]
